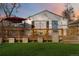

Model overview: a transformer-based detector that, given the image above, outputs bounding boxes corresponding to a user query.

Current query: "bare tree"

[0,3,21,17]
[62,3,75,22]
[0,3,21,41]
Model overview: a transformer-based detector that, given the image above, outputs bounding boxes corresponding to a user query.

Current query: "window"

[34,21,46,29]
[52,20,58,32]
[33,21,47,35]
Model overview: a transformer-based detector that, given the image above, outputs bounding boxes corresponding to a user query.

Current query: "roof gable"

[28,10,63,18]
[28,10,64,21]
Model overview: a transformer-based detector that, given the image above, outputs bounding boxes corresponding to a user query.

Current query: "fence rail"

[0,28,55,37]
[1,27,79,43]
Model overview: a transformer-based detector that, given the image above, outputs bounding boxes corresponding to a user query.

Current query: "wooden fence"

[63,26,79,44]
[0,28,62,43]
[1,27,79,44]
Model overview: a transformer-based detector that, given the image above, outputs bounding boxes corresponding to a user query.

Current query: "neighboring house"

[63,20,79,44]
[0,17,31,41]
[0,16,31,28]
[68,20,79,36]
[3,17,26,27]
[25,10,68,37]
[0,17,25,27]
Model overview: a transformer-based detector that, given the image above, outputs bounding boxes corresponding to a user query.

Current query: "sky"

[15,3,65,18]
[1,3,79,18]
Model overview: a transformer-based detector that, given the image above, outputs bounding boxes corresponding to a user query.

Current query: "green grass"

[0,43,79,56]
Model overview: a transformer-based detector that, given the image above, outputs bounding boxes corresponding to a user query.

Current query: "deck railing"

[0,27,73,43]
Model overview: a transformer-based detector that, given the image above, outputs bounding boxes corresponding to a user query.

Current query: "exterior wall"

[58,18,68,29]
[58,18,68,37]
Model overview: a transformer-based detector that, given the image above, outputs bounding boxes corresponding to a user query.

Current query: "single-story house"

[23,10,68,42]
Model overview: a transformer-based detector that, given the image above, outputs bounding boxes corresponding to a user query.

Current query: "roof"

[4,17,26,23]
[69,20,79,25]
[68,20,79,27]
[28,10,64,18]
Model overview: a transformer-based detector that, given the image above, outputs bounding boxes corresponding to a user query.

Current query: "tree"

[62,3,75,21]
[0,3,21,17]
[0,3,21,42]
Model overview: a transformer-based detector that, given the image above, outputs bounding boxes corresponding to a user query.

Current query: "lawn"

[0,43,79,56]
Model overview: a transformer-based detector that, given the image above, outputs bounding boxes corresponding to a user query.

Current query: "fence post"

[16,30,21,43]
[37,36,43,43]
[59,29,63,39]
[0,38,2,44]
[22,38,28,43]
[32,21,35,36]
[52,31,59,43]
[8,38,14,43]
[46,21,49,36]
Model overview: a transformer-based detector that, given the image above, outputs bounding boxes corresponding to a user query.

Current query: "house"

[24,10,68,42]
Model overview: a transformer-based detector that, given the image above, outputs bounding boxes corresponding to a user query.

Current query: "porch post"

[46,21,49,37]
[32,21,35,36]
